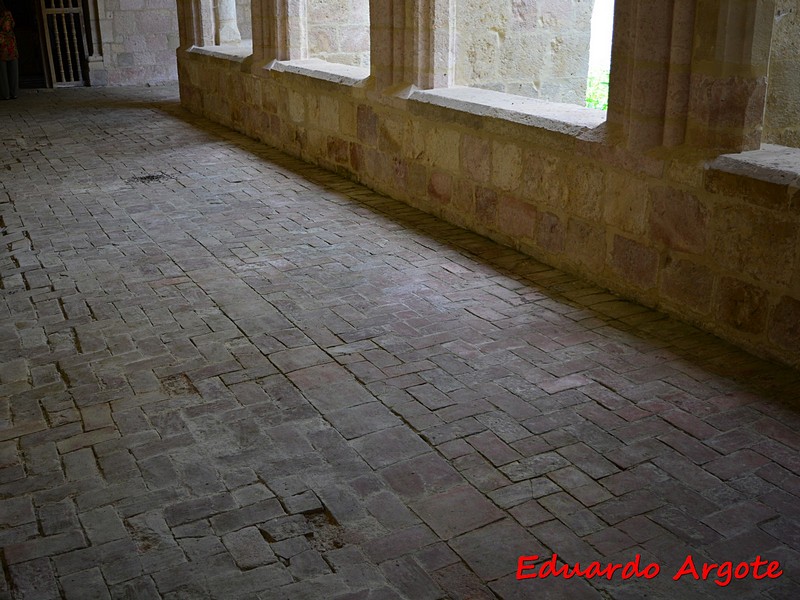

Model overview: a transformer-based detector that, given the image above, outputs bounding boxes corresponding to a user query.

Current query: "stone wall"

[96,0,180,85]
[237,0,253,40]
[177,51,800,368]
[763,0,799,148]
[306,0,371,67]
[454,0,594,103]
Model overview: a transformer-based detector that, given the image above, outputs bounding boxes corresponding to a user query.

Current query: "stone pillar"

[411,0,454,89]
[370,0,399,89]
[607,0,776,153]
[371,0,452,91]
[254,0,306,64]
[177,0,215,48]
[685,0,776,151]
[606,0,697,151]
[85,0,109,86]
[216,0,242,45]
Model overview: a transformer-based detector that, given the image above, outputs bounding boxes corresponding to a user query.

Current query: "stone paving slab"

[1,85,799,599]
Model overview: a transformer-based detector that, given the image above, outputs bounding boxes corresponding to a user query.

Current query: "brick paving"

[1,85,799,600]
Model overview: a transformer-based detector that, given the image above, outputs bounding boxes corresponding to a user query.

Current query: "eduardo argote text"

[517,553,783,587]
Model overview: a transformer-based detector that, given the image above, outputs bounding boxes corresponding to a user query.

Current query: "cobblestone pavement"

[1,85,799,600]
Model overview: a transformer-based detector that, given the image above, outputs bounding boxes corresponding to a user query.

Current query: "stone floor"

[1,85,799,600]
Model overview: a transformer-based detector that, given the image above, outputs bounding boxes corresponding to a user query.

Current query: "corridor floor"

[1,85,799,600]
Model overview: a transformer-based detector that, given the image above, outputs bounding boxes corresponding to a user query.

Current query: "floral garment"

[0,10,17,62]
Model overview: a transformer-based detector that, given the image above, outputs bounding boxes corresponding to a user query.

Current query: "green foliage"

[585,70,610,110]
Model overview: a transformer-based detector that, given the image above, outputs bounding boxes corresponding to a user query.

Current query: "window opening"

[452,0,613,109]
[586,0,612,109]
[306,0,370,68]
[763,2,798,148]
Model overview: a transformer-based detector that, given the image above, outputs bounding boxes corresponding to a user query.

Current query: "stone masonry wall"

[178,51,800,368]
[454,0,594,103]
[97,0,180,85]
[763,0,799,148]
[237,0,253,40]
[307,0,371,67]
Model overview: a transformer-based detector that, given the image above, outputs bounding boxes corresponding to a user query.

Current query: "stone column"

[216,0,242,45]
[606,0,697,150]
[85,0,109,85]
[371,0,452,91]
[177,0,215,48]
[607,0,776,153]
[253,0,306,64]
[370,0,398,89]
[685,0,776,152]
[411,0,454,89]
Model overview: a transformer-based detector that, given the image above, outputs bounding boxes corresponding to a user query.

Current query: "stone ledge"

[269,59,370,87]
[409,87,606,137]
[189,42,254,61]
[705,144,800,211]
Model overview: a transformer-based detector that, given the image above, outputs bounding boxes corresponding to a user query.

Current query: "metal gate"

[39,0,89,86]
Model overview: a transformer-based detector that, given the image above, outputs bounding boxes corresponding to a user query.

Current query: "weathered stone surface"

[715,277,769,334]
[610,235,658,290]
[648,187,708,253]
[659,258,714,314]
[769,295,800,352]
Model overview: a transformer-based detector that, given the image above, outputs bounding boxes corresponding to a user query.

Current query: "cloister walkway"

[1,85,798,599]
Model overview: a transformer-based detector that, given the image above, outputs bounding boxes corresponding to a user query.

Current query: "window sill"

[189,41,253,62]
[705,144,800,211]
[269,59,369,87]
[409,87,606,137]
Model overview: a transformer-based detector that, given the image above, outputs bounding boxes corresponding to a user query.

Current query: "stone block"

[352,426,430,469]
[768,295,800,353]
[288,91,306,124]
[564,162,604,221]
[496,195,537,239]
[474,187,498,227]
[318,96,340,132]
[9,558,60,599]
[61,566,110,600]
[449,518,537,581]
[391,157,409,190]
[536,212,565,254]
[712,202,798,287]
[222,526,277,569]
[327,137,350,165]
[687,73,767,150]
[565,218,605,271]
[648,187,708,253]
[659,258,713,314]
[410,485,504,539]
[449,180,475,218]
[714,277,769,334]
[604,172,648,234]
[1,497,35,527]
[460,135,492,184]
[379,116,405,154]
[491,142,522,192]
[380,556,442,600]
[610,235,658,289]
[428,172,452,205]
[521,150,566,210]
[357,105,378,145]
[425,127,460,172]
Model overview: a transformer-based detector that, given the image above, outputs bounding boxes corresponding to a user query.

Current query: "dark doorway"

[6,0,47,88]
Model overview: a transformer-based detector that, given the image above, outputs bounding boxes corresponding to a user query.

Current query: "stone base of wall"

[177,49,800,369]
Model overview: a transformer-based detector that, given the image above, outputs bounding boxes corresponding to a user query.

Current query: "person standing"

[0,0,19,100]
